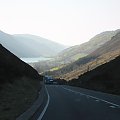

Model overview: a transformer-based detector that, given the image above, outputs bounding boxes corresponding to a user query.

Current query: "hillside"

[33,29,120,73]
[68,55,120,95]
[54,30,120,63]
[0,30,67,58]
[62,31,120,80]
[45,31,120,80]
[0,44,42,120]
[90,32,120,56]
[59,49,120,80]
[0,44,41,84]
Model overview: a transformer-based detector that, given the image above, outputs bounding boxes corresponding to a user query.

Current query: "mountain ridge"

[44,30,120,80]
[55,30,120,63]
[35,29,120,74]
[60,31,120,80]
[0,30,67,58]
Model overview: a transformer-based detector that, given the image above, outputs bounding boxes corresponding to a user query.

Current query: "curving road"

[38,85,120,120]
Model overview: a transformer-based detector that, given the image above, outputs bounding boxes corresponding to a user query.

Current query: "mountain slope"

[14,34,67,57]
[68,55,120,95]
[33,30,120,73]
[62,31,120,80]
[55,30,120,63]
[90,32,120,57]
[0,44,42,120]
[0,44,41,84]
[0,30,67,58]
[67,31,120,73]
[46,30,120,80]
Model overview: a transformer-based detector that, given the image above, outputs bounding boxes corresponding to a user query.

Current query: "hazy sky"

[0,0,120,46]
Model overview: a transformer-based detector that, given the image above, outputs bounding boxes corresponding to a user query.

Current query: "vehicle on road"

[44,76,57,84]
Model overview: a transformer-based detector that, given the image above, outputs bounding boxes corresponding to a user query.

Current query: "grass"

[50,65,65,71]
[62,49,120,80]
[49,54,86,73]
[72,53,87,61]
[0,77,41,120]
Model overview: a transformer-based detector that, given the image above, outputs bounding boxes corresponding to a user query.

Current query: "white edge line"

[37,86,50,120]
[62,86,120,108]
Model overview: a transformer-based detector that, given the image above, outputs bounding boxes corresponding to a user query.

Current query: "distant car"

[44,76,54,84]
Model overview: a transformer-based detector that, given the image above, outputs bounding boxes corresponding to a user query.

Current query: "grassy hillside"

[0,30,67,58]
[68,55,120,95]
[14,34,67,57]
[33,29,120,74]
[54,30,120,63]
[45,31,120,80]
[90,32,120,56]
[0,44,43,120]
[60,49,120,80]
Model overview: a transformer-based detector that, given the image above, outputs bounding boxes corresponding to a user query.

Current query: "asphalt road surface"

[38,85,120,120]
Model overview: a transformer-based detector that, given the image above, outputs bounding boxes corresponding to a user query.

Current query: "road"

[38,85,120,120]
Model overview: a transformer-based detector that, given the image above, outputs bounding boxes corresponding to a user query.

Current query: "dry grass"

[61,49,120,80]
[0,77,41,120]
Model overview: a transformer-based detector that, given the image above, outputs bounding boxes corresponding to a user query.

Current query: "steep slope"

[68,55,120,95]
[0,30,67,58]
[0,44,42,120]
[66,31,120,76]
[0,44,41,84]
[33,30,120,73]
[90,32,120,57]
[46,31,120,80]
[14,34,67,57]
[55,30,120,62]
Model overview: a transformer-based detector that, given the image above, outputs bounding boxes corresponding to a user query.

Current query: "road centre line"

[62,86,120,108]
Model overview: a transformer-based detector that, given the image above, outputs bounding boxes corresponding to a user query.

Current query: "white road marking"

[37,86,50,120]
[95,99,100,102]
[62,86,120,108]
[109,106,117,108]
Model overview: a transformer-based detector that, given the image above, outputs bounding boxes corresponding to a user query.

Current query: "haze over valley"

[1,0,120,120]
[0,30,67,62]
[1,28,120,120]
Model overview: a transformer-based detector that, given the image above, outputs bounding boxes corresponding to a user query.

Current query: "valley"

[1,29,120,120]
[0,30,67,58]
[1,1,120,120]
[33,29,120,79]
